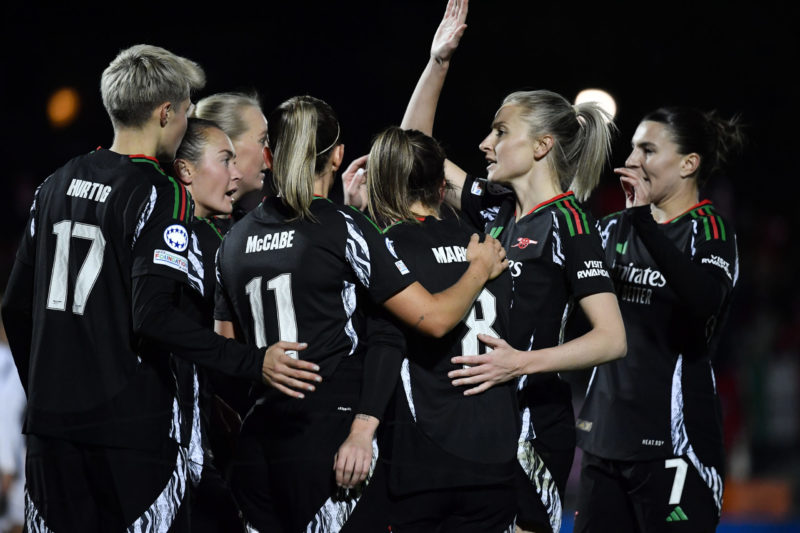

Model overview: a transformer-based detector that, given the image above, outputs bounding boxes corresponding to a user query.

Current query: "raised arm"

[448,292,627,395]
[401,0,470,208]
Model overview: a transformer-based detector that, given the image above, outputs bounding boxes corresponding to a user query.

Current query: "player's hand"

[333,415,377,489]
[341,155,369,210]
[615,166,651,208]
[260,341,320,398]
[449,334,523,395]
[431,0,468,65]
[466,233,508,280]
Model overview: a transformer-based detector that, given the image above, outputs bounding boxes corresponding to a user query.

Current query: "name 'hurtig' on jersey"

[66,178,112,203]
[432,245,467,264]
[245,230,295,253]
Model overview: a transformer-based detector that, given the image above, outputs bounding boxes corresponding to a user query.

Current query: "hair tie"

[316,122,340,156]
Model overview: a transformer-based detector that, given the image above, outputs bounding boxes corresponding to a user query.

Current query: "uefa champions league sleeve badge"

[163,224,189,252]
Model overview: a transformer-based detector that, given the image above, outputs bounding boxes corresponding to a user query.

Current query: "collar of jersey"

[664,199,713,224]
[109,149,167,175]
[516,190,576,218]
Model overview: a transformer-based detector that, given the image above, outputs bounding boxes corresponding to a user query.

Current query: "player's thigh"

[626,456,720,533]
[573,452,637,533]
[515,441,573,533]
[446,482,516,533]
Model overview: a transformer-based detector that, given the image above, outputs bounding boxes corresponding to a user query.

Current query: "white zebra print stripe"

[340,212,371,287]
[517,440,562,533]
[670,354,724,513]
[132,186,157,249]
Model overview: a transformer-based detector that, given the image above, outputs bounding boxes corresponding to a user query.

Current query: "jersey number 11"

[245,273,299,357]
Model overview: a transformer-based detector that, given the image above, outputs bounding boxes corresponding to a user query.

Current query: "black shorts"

[230,406,360,532]
[515,440,573,533]
[574,451,721,533]
[348,459,516,533]
[25,434,189,532]
[189,461,245,533]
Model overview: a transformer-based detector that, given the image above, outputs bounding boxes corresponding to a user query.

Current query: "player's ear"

[330,144,345,172]
[533,135,554,160]
[680,153,700,178]
[263,146,273,171]
[158,102,172,128]
[174,158,193,185]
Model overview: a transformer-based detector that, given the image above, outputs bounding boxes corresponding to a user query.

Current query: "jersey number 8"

[461,288,500,366]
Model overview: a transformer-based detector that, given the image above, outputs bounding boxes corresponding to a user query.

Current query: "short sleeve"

[131,183,193,284]
[690,213,738,292]
[562,214,615,300]
[459,175,512,231]
[340,207,416,304]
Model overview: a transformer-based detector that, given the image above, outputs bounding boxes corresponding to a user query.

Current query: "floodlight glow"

[575,89,616,120]
[48,87,80,128]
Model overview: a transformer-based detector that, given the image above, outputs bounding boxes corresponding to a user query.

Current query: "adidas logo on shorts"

[666,506,689,522]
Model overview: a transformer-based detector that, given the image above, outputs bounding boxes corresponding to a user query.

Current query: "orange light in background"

[575,89,617,121]
[47,87,81,128]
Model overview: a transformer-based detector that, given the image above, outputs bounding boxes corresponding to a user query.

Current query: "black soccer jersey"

[577,201,737,481]
[8,150,201,448]
[184,216,226,327]
[460,175,615,451]
[381,215,518,493]
[215,196,415,413]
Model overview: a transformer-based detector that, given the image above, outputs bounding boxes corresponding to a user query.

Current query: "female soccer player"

[214,95,507,532]
[572,108,744,533]
[1,44,282,532]
[172,117,245,531]
[364,126,519,531]
[400,2,626,531]
[194,92,270,223]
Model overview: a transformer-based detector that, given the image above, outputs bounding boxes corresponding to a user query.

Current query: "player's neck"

[513,170,562,220]
[109,126,160,158]
[313,172,333,198]
[410,200,439,220]
[651,182,700,223]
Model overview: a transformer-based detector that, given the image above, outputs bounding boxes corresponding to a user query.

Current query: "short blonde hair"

[101,44,205,128]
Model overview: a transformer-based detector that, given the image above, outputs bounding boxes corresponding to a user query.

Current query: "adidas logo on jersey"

[666,506,688,522]
[66,178,111,203]
[246,230,295,253]
[432,245,467,264]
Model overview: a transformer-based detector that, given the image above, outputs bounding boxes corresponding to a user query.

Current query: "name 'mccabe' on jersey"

[577,201,738,482]
[214,196,415,414]
[381,215,518,493]
[15,149,196,450]
[460,175,615,451]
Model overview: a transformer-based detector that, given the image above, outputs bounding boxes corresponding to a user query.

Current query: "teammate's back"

[21,149,193,447]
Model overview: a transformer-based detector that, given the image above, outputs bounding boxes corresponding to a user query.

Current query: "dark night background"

[1,1,798,526]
